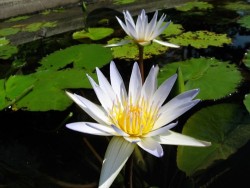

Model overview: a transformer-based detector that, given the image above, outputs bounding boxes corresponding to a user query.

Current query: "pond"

[0,0,250,187]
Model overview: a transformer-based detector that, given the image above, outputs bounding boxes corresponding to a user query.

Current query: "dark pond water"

[1,0,250,188]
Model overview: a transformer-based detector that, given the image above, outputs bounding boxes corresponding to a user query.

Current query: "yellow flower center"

[110,98,159,136]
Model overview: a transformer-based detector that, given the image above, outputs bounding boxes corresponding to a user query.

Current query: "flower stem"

[138,45,144,83]
[125,152,134,188]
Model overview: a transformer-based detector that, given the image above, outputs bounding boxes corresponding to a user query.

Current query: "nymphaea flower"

[106,9,180,47]
[66,61,211,188]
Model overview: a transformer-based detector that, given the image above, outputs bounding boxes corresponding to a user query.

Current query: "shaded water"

[1,0,250,188]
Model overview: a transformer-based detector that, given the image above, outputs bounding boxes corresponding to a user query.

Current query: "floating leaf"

[161,23,184,37]
[169,31,231,48]
[244,94,250,113]
[37,44,112,71]
[242,50,250,69]
[237,15,250,29]
[158,58,242,100]
[223,2,250,11]
[0,69,96,111]
[5,15,30,22]
[23,21,57,32]
[177,103,250,176]
[0,28,20,37]
[0,44,18,59]
[73,27,114,41]
[0,37,10,46]
[175,1,213,11]
[113,0,135,5]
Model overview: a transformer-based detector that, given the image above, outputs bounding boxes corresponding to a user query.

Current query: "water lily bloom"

[66,61,211,188]
[106,9,180,48]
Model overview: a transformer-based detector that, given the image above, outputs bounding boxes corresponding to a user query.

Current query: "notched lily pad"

[73,27,114,41]
[177,103,250,176]
[169,31,231,48]
[175,1,213,11]
[158,57,242,100]
[0,28,20,37]
[237,15,250,29]
[38,44,112,71]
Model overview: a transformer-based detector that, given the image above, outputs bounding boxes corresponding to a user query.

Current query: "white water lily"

[106,9,180,47]
[66,61,211,188]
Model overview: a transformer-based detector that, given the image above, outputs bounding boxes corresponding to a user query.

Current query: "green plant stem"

[125,152,134,188]
[138,45,144,82]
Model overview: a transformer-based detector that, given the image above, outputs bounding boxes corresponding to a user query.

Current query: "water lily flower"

[106,9,180,48]
[66,61,211,188]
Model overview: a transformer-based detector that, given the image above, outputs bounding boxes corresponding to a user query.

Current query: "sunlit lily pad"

[73,27,114,41]
[0,38,18,59]
[175,1,213,11]
[161,23,184,37]
[237,15,250,29]
[177,103,250,176]
[5,15,30,22]
[169,31,231,48]
[244,94,250,113]
[23,21,57,32]
[0,28,20,37]
[223,2,250,11]
[158,57,242,100]
[113,0,135,5]
[0,69,95,111]
[38,44,112,71]
[243,50,250,69]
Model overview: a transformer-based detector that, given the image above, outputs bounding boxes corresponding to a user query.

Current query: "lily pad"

[242,50,250,69]
[158,57,242,100]
[244,94,250,113]
[0,37,10,46]
[73,27,114,41]
[177,103,250,176]
[113,0,135,5]
[37,44,112,71]
[237,15,250,29]
[23,21,57,32]
[0,28,20,37]
[5,15,30,22]
[175,1,213,11]
[161,23,184,37]
[169,31,232,48]
[223,2,250,11]
[0,69,95,111]
[0,43,18,59]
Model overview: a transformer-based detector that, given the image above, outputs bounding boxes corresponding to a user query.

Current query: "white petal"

[128,62,142,105]
[66,92,110,125]
[124,136,141,143]
[66,122,115,136]
[116,16,130,36]
[104,40,131,47]
[151,74,177,107]
[160,89,200,113]
[153,130,211,147]
[110,61,127,104]
[150,20,170,39]
[145,122,178,137]
[111,125,129,136]
[145,10,158,38]
[153,39,180,48]
[87,74,113,111]
[154,99,200,130]
[142,65,159,101]
[99,137,135,188]
[137,137,163,157]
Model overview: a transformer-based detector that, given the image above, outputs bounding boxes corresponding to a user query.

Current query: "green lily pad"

[0,28,20,37]
[73,27,114,41]
[237,15,250,29]
[0,43,18,59]
[244,94,250,113]
[175,1,213,11]
[158,57,242,100]
[242,50,250,69]
[37,44,112,71]
[0,69,95,111]
[177,103,250,176]
[113,0,135,5]
[169,31,231,48]
[0,37,10,46]
[5,15,30,22]
[223,2,250,11]
[23,21,57,32]
[161,23,184,37]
